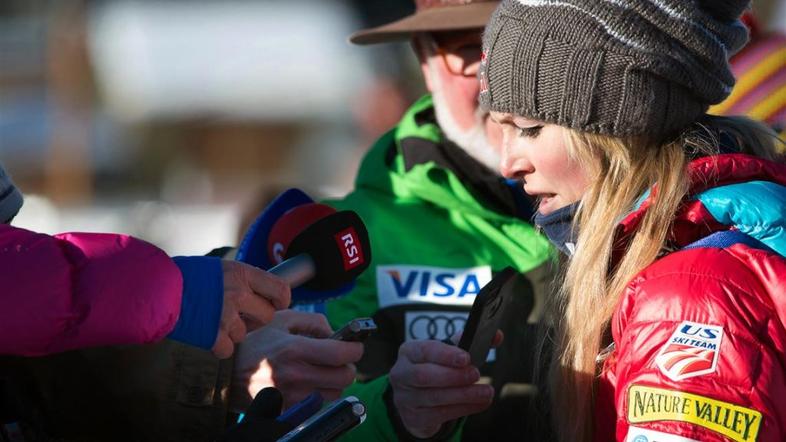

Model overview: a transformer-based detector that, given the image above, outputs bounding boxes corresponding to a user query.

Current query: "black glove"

[218,388,294,442]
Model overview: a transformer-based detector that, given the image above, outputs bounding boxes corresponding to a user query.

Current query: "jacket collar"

[358,94,536,221]
[616,153,786,253]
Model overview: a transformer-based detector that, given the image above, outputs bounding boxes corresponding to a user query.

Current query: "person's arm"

[0,223,184,355]
[0,224,289,357]
[608,250,786,442]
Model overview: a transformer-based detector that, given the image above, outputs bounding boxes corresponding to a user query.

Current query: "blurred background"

[1,0,785,256]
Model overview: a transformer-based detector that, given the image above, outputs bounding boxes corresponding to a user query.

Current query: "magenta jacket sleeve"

[0,224,184,356]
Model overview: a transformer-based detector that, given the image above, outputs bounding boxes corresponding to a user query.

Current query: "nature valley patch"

[627,385,761,442]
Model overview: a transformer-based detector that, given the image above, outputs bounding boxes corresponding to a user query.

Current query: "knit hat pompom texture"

[479,0,751,137]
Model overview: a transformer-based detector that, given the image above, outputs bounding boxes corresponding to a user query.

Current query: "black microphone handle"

[268,254,316,289]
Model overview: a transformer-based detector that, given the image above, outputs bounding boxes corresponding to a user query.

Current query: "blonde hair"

[549,115,783,442]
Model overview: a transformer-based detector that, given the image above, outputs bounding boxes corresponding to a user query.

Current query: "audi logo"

[407,314,467,341]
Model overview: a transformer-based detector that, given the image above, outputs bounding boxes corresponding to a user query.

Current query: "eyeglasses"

[429,31,483,77]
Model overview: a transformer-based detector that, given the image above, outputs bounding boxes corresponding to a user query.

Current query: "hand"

[217,387,293,442]
[230,310,364,410]
[389,331,503,438]
[213,260,291,359]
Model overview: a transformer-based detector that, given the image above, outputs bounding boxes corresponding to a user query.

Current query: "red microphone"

[266,203,371,292]
[267,203,336,265]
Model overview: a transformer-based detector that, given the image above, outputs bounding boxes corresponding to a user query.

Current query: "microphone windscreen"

[285,210,372,291]
[236,188,357,305]
[237,188,313,270]
[267,203,336,265]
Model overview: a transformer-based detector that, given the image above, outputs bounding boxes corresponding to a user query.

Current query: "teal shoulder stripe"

[696,181,786,257]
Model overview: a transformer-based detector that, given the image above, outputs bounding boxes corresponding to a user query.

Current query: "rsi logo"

[377,265,492,308]
[334,227,364,271]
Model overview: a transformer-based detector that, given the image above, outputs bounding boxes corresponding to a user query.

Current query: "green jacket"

[322,95,555,441]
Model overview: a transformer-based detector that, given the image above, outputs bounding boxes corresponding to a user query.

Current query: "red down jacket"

[595,154,786,442]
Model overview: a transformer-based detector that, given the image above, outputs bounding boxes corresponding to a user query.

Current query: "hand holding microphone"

[265,203,370,294]
[231,189,371,410]
[236,189,372,304]
[213,260,292,359]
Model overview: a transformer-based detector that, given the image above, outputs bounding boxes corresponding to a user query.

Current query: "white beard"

[428,58,501,172]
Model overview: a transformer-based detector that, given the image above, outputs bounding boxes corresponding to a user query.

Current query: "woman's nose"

[499,136,530,179]
[499,136,521,179]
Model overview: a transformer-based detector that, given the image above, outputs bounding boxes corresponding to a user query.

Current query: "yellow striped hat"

[709,31,786,141]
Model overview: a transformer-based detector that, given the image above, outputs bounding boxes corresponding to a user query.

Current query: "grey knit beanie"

[0,163,24,223]
[479,0,751,138]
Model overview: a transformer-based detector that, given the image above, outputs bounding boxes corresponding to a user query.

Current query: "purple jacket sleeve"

[0,224,184,356]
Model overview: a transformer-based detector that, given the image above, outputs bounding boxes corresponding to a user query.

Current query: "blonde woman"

[480,0,786,441]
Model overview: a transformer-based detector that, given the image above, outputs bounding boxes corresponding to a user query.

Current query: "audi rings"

[407,314,468,340]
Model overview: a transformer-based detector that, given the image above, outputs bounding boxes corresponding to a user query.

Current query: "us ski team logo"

[655,321,723,381]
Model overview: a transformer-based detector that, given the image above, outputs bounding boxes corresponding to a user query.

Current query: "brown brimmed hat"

[350,0,500,45]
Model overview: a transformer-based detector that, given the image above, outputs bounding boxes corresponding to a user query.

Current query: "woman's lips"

[522,183,556,207]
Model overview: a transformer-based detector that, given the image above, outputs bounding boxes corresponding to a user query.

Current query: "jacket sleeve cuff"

[168,256,223,350]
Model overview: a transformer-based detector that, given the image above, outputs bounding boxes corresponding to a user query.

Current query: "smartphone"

[329,318,377,342]
[277,396,366,442]
[457,267,517,368]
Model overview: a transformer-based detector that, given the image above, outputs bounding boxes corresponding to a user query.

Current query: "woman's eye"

[517,126,543,138]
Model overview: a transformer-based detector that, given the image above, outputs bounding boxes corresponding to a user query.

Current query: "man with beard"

[265,1,555,439]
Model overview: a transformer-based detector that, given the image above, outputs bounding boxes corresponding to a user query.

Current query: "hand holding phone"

[458,267,517,368]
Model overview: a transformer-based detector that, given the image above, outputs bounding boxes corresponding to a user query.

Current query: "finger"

[243,264,291,310]
[394,363,479,389]
[227,316,248,343]
[409,384,494,408]
[279,310,333,338]
[299,340,364,366]
[235,290,276,327]
[399,340,470,367]
[212,332,234,359]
